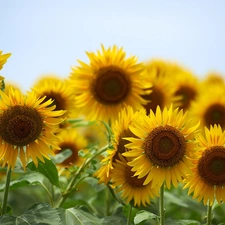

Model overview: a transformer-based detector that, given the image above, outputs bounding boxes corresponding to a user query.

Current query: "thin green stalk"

[159,184,165,225]
[206,204,212,225]
[40,183,54,207]
[1,167,12,215]
[56,144,110,207]
[126,204,132,225]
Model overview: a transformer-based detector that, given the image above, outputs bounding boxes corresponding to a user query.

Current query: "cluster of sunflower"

[0,46,225,222]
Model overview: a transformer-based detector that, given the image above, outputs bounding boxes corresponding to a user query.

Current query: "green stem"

[126,204,132,225]
[1,167,12,215]
[159,184,165,225]
[206,204,212,225]
[40,183,54,207]
[56,144,109,207]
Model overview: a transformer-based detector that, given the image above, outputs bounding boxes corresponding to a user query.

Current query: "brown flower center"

[142,86,165,114]
[198,146,225,185]
[92,66,131,105]
[0,105,43,146]
[125,164,146,188]
[203,103,225,128]
[113,129,136,163]
[58,142,79,166]
[144,125,186,167]
[41,92,66,111]
[175,86,196,111]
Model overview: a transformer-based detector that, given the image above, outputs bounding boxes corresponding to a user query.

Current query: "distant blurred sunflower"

[190,83,225,130]
[54,128,88,168]
[111,155,158,207]
[0,86,65,169]
[94,106,145,184]
[201,72,224,87]
[142,60,181,114]
[184,125,225,206]
[123,105,199,189]
[69,45,151,122]
[31,75,75,118]
[172,70,199,111]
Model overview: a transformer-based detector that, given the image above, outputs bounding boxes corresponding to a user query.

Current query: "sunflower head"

[94,106,145,184]
[31,75,75,118]
[54,128,88,169]
[201,72,225,87]
[123,105,199,189]
[0,86,65,169]
[69,45,151,122]
[172,70,199,111]
[111,155,159,207]
[190,83,225,130]
[184,125,225,206]
[142,60,181,114]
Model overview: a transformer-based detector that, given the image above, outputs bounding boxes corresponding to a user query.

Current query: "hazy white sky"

[1,0,225,91]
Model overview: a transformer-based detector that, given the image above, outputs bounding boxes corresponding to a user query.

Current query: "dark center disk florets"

[198,146,225,186]
[92,66,131,105]
[144,125,186,167]
[0,105,43,146]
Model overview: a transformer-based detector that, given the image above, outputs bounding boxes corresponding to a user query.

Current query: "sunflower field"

[0,46,225,225]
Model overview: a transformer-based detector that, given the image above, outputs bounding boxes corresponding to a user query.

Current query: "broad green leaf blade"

[0,215,16,225]
[27,158,59,187]
[57,207,125,225]
[166,220,201,225]
[0,172,45,192]
[17,202,60,225]
[51,149,72,164]
[134,210,158,224]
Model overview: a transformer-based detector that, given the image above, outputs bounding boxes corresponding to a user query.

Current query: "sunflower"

[31,75,75,118]
[54,128,88,168]
[0,86,65,169]
[141,60,181,114]
[0,51,11,71]
[201,72,225,87]
[183,125,225,206]
[189,83,225,130]
[172,70,199,112]
[94,106,145,184]
[111,155,159,207]
[123,105,199,189]
[69,45,151,122]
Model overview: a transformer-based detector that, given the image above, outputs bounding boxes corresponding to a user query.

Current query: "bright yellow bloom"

[31,75,76,118]
[189,83,225,130]
[142,60,181,114]
[123,105,199,189]
[54,128,88,168]
[94,106,145,184]
[0,86,65,169]
[184,125,225,206]
[69,45,151,122]
[111,155,159,207]
[172,70,199,112]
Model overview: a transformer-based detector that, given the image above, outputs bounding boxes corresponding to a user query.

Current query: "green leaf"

[166,219,201,225]
[51,149,72,164]
[0,202,60,225]
[0,203,125,225]
[0,172,44,192]
[57,207,124,225]
[134,210,159,224]
[27,158,59,187]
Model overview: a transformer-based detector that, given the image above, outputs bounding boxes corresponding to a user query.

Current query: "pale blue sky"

[1,0,225,91]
